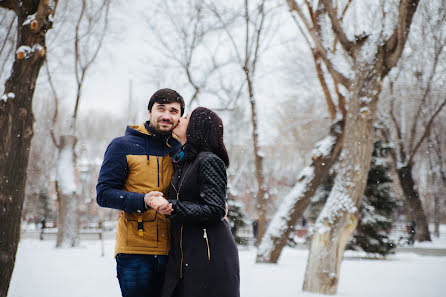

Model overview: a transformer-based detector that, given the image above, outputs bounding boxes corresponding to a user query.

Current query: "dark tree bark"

[397,165,431,241]
[0,1,57,296]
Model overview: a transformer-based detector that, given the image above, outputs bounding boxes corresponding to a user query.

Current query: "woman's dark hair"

[185,107,229,167]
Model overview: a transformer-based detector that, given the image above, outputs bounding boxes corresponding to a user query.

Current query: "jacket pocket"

[126,210,158,248]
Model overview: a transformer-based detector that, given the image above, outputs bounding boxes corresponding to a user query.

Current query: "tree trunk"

[0,2,54,295]
[256,120,344,263]
[303,67,380,295]
[55,135,80,247]
[245,73,268,244]
[433,180,440,238]
[396,165,431,241]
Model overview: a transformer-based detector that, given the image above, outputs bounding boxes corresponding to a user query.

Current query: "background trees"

[0,1,58,295]
[1,0,445,296]
[379,0,446,242]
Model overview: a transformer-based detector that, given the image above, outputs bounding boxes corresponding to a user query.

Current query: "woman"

[148,107,240,297]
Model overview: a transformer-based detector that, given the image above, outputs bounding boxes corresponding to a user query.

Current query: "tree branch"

[322,0,357,57]
[408,40,443,153]
[44,59,60,148]
[314,51,336,120]
[287,0,352,88]
[379,126,397,164]
[408,97,446,165]
[332,0,353,53]
[389,96,406,163]
[207,2,244,68]
[383,0,420,74]
[250,0,266,77]
[0,0,16,10]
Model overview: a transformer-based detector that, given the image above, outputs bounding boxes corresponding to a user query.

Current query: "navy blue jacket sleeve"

[96,138,146,212]
[169,155,227,224]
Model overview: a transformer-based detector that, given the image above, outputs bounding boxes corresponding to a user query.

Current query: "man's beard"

[154,120,173,135]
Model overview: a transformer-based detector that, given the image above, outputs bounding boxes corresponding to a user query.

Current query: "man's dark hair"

[185,107,229,167]
[148,88,185,115]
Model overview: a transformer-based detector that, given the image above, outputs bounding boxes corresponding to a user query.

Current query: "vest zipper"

[156,156,160,187]
[203,228,211,261]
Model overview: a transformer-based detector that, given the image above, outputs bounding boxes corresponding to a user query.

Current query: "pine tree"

[347,140,398,256]
[227,197,250,245]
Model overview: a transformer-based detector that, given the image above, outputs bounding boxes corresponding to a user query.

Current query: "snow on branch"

[312,135,336,159]
[16,44,44,60]
[383,0,420,72]
[287,0,352,89]
[257,166,315,260]
[25,0,58,32]
[0,92,15,103]
[322,0,360,57]
[314,182,357,234]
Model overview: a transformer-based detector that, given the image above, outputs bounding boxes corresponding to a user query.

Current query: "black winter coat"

[161,152,240,297]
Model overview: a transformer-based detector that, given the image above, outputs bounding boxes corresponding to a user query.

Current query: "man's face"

[148,102,182,134]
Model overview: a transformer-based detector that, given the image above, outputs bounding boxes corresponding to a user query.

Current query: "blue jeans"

[116,254,167,297]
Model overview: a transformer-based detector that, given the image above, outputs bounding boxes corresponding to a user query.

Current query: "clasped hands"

[144,191,174,215]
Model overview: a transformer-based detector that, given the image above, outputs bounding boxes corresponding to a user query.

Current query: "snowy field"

[8,238,446,297]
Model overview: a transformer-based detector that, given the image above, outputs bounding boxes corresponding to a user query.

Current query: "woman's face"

[173,112,191,141]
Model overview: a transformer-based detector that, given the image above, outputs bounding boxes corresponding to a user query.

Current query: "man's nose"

[160,111,171,118]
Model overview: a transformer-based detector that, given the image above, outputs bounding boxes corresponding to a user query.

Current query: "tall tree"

[207,0,277,243]
[0,1,58,295]
[257,0,351,263]
[45,0,110,247]
[379,0,446,242]
[280,0,421,294]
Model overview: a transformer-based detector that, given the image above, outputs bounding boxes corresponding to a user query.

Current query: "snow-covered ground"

[8,238,446,297]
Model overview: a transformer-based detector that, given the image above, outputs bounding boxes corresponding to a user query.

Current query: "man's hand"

[144,191,164,209]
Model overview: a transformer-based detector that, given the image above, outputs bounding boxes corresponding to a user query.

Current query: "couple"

[96,88,240,297]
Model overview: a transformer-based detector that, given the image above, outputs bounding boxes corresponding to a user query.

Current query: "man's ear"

[147,109,151,119]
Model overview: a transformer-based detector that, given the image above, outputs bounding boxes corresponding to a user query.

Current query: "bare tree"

[268,0,420,294]
[429,116,446,237]
[0,1,58,295]
[44,0,110,247]
[257,0,353,263]
[146,0,237,108]
[206,0,281,244]
[379,0,446,242]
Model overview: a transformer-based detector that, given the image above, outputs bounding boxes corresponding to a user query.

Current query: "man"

[96,88,184,297]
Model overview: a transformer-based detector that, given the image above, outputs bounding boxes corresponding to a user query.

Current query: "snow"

[360,96,372,104]
[56,145,77,195]
[315,179,358,233]
[0,92,15,102]
[22,13,36,26]
[311,135,336,158]
[8,239,446,297]
[15,44,43,59]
